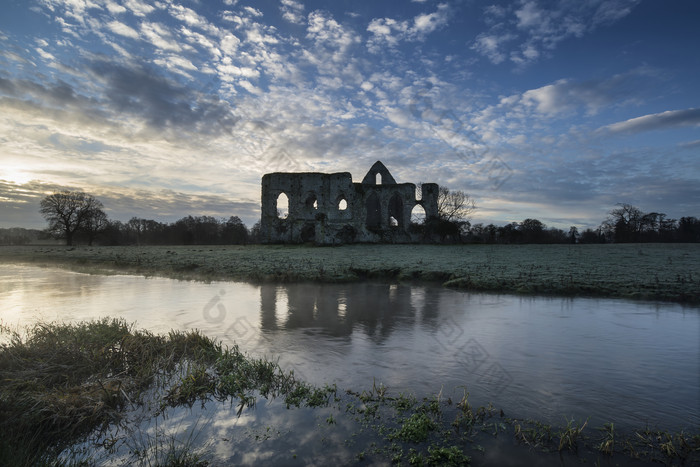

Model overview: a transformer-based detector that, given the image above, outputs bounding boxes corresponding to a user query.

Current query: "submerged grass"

[1,319,699,465]
[0,319,332,465]
[557,417,588,452]
[596,422,615,455]
[2,243,699,303]
[0,318,219,464]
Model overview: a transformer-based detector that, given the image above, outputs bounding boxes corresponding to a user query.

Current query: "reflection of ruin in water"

[260,161,439,244]
[259,283,442,339]
[3,265,698,433]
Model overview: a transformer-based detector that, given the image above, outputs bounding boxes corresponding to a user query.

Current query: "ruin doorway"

[366,192,381,229]
[388,193,403,228]
[300,223,315,242]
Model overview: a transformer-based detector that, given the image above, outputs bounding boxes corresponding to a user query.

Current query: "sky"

[1,0,699,230]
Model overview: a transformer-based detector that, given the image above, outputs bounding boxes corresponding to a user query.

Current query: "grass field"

[1,243,699,303]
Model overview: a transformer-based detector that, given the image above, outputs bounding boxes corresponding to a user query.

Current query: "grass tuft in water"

[596,422,615,455]
[3,319,699,466]
[557,417,588,452]
[0,318,212,465]
[0,318,335,466]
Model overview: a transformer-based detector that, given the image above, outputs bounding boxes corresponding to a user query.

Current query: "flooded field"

[3,263,698,434]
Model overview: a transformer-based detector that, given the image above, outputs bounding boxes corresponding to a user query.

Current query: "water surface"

[1,264,698,431]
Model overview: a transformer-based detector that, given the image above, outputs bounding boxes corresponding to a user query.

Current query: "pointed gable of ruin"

[361,160,397,185]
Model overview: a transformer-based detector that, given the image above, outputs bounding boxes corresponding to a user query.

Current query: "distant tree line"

[0,228,55,245]
[19,191,700,246]
[457,204,699,244]
[411,196,698,244]
[100,215,255,246]
[597,203,700,243]
[34,190,256,246]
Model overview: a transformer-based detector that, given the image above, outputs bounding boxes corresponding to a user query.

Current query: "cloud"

[107,20,140,39]
[181,27,222,58]
[153,55,198,77]
[105,1,126,15]
[593,0,642,24]
[413,4,450,35]
[487,69,655,125]
[471,32,515,64]
[140,22,182,52]
[0,76,84,110]
[243,6,263,17]
[280,0,305,25]
[168,3,212,32]
[85,58,238,135]
[366,3,450,52]
[123,0,156,17]
[0,56,238,142]
[0,179,71,228]
[35,47,56,61]
[474,0,642,66]
[307,10,361,54]
[601,108,700,135]
[217,61,259,80]
[679,139,700,149]
[521,79,580,114]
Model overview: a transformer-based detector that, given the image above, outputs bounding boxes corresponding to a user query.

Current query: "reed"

[558,417,588,452]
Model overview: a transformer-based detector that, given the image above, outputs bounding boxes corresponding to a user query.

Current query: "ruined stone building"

[260,161,439,244]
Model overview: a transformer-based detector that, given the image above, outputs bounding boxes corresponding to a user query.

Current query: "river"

[2,263,697,434]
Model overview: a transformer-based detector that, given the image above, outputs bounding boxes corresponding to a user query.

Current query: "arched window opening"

[300,223,315,242]
[338,198,348,211]
[376,173,382,185]
[276,192,289,219]
[411,204,426,224]
[305,193,318,210]
[388,193,403,228]
[365,192,380,228]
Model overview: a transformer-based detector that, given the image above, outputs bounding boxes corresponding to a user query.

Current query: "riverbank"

[1,243,699,304]
[2,319,698,466]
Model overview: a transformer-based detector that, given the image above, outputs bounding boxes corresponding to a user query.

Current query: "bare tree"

[437,186,476,223]
[568,226,579,244]
[603,203,643,242]
[39,191,105,246]
[412,185,476,242]
[82,208,109,246]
